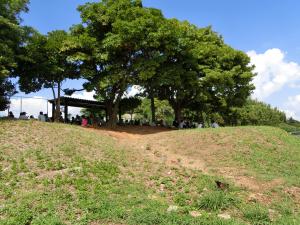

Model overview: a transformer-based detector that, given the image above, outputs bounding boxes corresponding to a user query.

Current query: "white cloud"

[283,95,300,120]
[247,48,300,100]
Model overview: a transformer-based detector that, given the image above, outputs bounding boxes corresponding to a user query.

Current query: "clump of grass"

[196,191,237,211]
[173,192,191,206]
[242,204,270,224]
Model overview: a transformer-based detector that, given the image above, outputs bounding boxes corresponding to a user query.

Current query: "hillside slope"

[0,120,299,225]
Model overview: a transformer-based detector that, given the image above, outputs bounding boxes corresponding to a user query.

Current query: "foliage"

[232,99,286,126]
[135,98,174,124]
[0,78,17,111]
[16,30,80,120]
[0,0,30,110]
[63,0,255,127]
[119,97,142,115]
[64,0,166,127]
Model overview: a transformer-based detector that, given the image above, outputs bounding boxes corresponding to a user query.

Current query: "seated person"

[8,111,14,118]
[173,120,179,128]
[75,115,81,125]
[44,114,49,122]
[38,111,46,122]
[81,116,88,127]
[71,117,75,125]
[179,120,185,129]
[19,112,28,120]
[198,122,204,128]
[211,121,220,128]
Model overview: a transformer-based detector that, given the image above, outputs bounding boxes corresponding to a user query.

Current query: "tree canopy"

[17,30,80,120]
[0,0,30,110]
[2,0,258,126]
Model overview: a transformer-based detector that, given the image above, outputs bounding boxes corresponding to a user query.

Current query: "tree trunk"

[50,85,56,121]
[106,101,119,129]
[130,112,133,121]
[54,82,61,122]
[149,89,156,123]
[118,107,122,123]
[174,103,182,122]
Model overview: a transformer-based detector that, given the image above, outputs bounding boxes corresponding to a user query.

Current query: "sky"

[2,0,300,119]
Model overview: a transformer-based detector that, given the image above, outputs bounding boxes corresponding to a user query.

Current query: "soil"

[90,126,287,204]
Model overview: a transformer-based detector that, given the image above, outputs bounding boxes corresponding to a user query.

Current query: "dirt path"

[90,126,285,203]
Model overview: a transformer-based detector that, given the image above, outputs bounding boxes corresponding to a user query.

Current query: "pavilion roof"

[49,97,106,109]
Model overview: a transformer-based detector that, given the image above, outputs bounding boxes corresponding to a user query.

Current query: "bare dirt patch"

[87,126,287,204]
[284,187,300,205]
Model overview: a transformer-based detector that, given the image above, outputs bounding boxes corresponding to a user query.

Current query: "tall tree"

[155,20,255,122]
[0,0,30,110]
[155,20,211,122]
[119,96,141,121]
[17,30,80,121]
[192,44,255,124]
[66,0,165,127]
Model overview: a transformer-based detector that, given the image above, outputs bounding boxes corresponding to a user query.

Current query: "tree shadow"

[93,125,177,136]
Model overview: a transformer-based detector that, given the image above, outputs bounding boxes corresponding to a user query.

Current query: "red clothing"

[81,118,88,127]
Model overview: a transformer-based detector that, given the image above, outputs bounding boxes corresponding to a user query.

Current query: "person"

[19,112,28,120]
[38,111,46,122]
[30,115,34,119]
[198,122,203,128]
[179,120,185,129]
[89,113,95,126]
[71,117,75,125]
[8,111,14,118]
[75,115,81,125]
[172,120,178,128]
[59,112,64,123]
[81,116,88,127]
[211,121,219,128]
[44,114,49,122]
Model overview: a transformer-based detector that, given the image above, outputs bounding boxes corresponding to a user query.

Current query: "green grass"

[0,120,299,224]
[196,191,238,211]
[225,126,300,185]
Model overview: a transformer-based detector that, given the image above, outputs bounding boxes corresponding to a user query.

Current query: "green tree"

[66,0,165,127]
[156,21,223,122]
[17,30,80,121]
[0,0,30,110]
[119,97,142,121]
[135,98,174,125]
[197,45,255,124]
[233,99,286,126]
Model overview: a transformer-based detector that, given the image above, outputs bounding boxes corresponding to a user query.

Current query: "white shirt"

[19,115,28,120]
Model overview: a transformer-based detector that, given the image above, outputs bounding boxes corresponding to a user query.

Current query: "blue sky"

[6,0,300,118]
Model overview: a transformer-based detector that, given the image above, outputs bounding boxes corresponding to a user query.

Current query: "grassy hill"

[0,120,299,225]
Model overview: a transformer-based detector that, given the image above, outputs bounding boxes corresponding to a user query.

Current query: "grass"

[0,120,299,224]
[223,126,300,185]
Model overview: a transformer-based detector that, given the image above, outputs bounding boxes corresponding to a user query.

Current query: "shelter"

[49,97,106,122]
